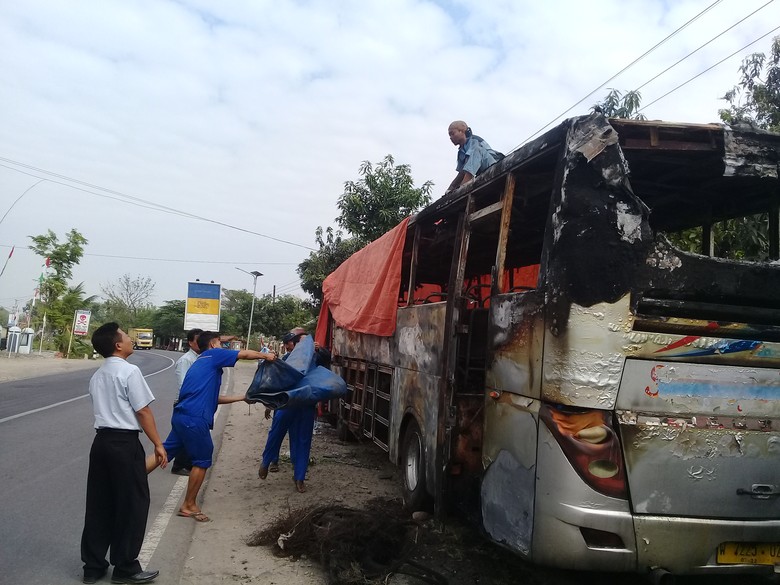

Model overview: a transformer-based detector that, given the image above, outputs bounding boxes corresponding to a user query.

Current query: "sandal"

[177,510,210,522]
[258,465,268,479]
[269,462,279,473]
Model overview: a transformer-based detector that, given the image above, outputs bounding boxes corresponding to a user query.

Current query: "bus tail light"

[539,404,627,499]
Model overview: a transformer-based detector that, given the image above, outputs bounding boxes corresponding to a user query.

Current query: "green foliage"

[297,155,432,309]
[719,36,780,132]
[337,154,433,244]
[28,229,91,355]
[253,294,312,340]
[297,227,363,307]
[29,229,88,306]
[219,288,311,347]
[665,213,770,261]
[153,300,186,338]
[45,282,97,355]
[592,88,647,120]
[220,288,255,337]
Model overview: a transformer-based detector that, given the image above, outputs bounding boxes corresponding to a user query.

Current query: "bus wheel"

[402,419,429,511]
[336,417,354,442]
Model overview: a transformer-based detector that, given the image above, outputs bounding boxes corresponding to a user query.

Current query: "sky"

[1,0,778,316]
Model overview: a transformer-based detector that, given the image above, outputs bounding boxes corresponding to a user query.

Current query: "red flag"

[45,257,51,268]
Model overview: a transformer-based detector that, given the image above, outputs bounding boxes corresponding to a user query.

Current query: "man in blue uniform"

[258,330,331,493]
[147,331,275,521]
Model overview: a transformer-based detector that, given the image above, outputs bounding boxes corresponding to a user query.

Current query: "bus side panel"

[541,295,634,409]
[486,292,544,400]
[395,304,447,372]
[392,304,447,490]
[332,304,447,492]
[481,394,539,557]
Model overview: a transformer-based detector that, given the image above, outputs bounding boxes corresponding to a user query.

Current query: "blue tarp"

[245,336,346,409]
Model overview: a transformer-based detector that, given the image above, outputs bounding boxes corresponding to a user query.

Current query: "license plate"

[717,542,780,565]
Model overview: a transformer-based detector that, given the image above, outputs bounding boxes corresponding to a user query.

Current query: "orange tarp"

[316,217,409,343]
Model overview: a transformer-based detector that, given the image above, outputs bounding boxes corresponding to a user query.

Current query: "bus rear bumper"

[634,515,780,576]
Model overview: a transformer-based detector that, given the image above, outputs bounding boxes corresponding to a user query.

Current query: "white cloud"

[0,0,777,313]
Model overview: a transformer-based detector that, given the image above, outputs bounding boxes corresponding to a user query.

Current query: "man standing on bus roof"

[446,120,503,194]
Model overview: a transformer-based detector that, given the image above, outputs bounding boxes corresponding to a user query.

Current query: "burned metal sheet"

[486,291,544,399]
[542,295,635,408]
[617,359,780,518]
[481,392,539,557]
[544,114,653,338]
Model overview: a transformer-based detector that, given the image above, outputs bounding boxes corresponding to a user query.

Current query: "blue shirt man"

[147,331,275,522]
[447,120,502,193]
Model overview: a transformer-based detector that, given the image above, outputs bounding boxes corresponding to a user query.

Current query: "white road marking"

[139,476,189,567]
[0,352,176,424]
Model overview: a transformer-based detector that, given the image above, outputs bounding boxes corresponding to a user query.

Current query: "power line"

[0,159,317,251]
[0,244,298,266]
[512,0,724,150]
[634,0,775,93]
[637,24,780,113]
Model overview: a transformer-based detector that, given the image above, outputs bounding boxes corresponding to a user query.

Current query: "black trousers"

[81,429,149,577]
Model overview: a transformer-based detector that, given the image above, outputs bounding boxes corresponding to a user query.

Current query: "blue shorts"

[163,413,213,469]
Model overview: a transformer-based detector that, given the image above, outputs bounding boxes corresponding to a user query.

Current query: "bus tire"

[336,417,354,442]
[402,419,429,512]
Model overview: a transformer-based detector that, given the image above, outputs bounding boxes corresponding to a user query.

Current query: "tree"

[336,154,433,244]
[28,229,89,354]
[29,229,88,307]
[253,294,313,340]
[667,37,780,259]
[100,274,156,325]
[153,299,186,338]
[220,288,255,338]
[719,36,780,132]
[592,88,647,120]
[297,227,363,306]
[298,156,432,309]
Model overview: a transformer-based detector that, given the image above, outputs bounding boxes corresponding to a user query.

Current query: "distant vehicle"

[128,328,153,350]
[325,114,780,580]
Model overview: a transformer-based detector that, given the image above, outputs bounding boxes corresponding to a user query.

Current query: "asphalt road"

[0,350,187,585]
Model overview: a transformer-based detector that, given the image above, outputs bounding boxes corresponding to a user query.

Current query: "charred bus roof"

[414,114,780,240]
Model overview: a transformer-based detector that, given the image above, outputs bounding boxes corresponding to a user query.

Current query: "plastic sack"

[245,336,346,408]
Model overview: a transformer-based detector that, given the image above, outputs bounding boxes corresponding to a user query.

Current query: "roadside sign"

[184,282,221,331]
[73,310,91,336]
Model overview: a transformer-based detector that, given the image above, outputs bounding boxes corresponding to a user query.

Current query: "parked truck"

[128,328,153,350]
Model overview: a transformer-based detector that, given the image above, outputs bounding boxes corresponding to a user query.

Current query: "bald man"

[446,120,502,193]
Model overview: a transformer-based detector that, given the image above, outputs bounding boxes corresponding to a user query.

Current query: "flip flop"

[269,462,279,473]
[177,510,210,522]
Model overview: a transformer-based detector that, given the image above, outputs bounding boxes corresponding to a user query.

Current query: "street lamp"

[235,267,263,350]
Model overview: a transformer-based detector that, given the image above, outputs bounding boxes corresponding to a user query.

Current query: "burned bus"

[315,113,780,578]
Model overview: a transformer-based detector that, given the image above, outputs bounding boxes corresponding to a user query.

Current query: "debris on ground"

[247,497,447,584]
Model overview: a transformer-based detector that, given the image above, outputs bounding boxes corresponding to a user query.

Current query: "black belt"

[96,428,140,434]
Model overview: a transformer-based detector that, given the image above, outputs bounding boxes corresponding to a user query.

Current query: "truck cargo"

[128,327,153,350]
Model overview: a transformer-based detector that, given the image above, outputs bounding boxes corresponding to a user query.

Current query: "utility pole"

[235,268,263,350]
